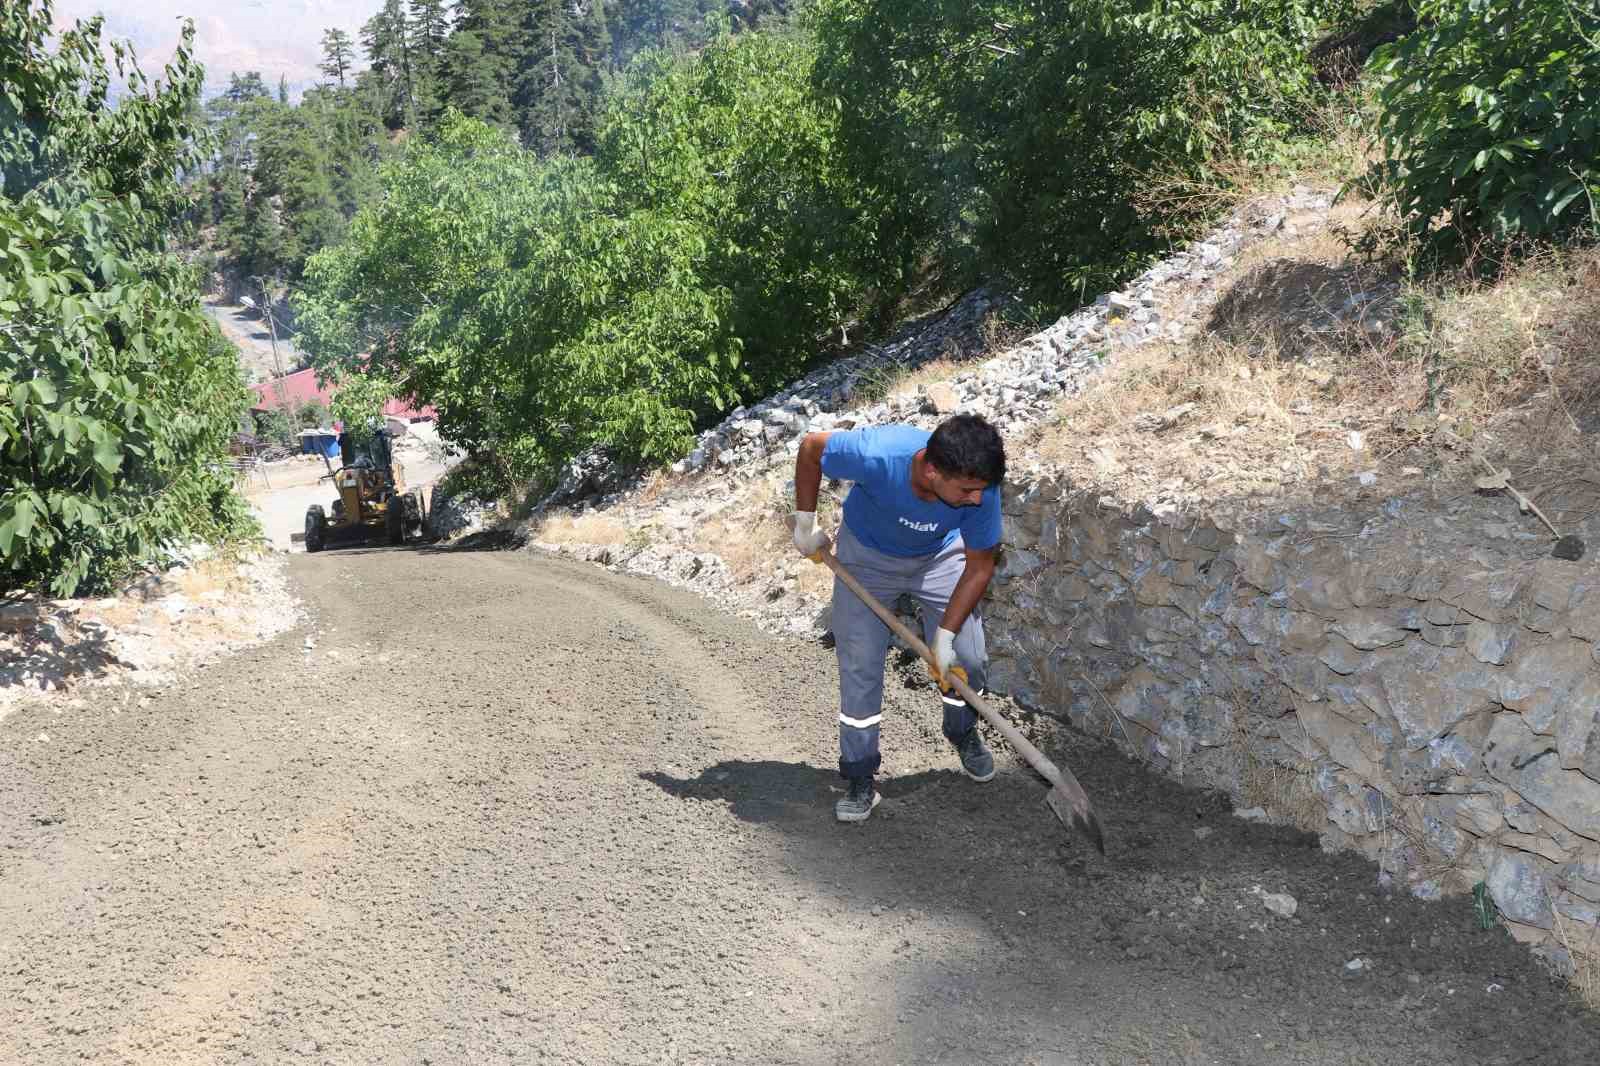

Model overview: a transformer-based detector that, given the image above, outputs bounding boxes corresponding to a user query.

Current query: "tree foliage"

[296,114,743,482]
[2,2,255,595]
[1371,0,1600,246]
[811,0,1354,308]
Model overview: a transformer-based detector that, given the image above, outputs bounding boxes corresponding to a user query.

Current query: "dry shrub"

[1037,313,1426,502]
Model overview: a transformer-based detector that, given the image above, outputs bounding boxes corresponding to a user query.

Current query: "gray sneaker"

[952,729,995,782]
[835,777,880,823]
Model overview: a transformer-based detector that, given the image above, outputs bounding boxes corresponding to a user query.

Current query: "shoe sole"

[962,764,996,783]
[835,792,881,823]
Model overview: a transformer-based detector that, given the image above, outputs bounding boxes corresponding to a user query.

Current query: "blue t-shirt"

[821,425,1002,557]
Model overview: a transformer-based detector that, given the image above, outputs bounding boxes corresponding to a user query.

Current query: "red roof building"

[248,368,437,422]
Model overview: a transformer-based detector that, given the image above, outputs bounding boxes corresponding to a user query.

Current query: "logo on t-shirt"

[898,516,939,533]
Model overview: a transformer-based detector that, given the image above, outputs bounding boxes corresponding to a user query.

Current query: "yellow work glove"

[790,511,831,563]
[928,627,968,694]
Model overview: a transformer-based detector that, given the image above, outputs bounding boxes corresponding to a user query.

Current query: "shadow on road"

[644,741,1600,1065]
[642,760,958,825]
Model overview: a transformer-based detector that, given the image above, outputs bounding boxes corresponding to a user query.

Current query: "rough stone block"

[1484,714,1600,841]
[1424,601,1466,626]
[1486,850,1554,927]
[1374,644,1502,750]
[1531,567,1574,612]
[0,601,38,632]
[1502,831,1571,864]
[1225,600,1271,647]
[1133,568,1175,608]
[1557,695,1600,779]
[1407,565,1448,601]
[1452,793,1505,836]
[1568,583,1600,643]
[1044,572,1090,605]
[1420,621,1465,648]
[1237,540,1283,595]
[1290,572,1354,614]
[1559,860,1600,904]
[998,546,1045,581]
[1440,571,1524,623]
[1465,621,1517,665]
[1298,699,1381,781]
[1421,809,1465,858]
[1002,513,1041,551]
[1283,611,1328,652]
[1504,796,1541,834]
[1498,639,1597,734]
[1169,559,1202,587]
[1258,647,1325,699]
[1318,637,1366,676]
[1330,612,1409,650]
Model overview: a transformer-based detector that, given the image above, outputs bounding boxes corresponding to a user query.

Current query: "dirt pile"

[1,553,300,723]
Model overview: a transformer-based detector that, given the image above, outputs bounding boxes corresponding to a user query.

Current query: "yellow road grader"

[303,426,423,552]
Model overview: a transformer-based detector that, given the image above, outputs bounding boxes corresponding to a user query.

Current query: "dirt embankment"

[2,545,1595,1064]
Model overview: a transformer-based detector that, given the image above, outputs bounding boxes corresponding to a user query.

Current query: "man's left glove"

[789,511,831,563]
[928,627,968,694]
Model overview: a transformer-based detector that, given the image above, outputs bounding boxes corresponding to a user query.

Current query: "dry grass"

[529,512,631,546]
[1546,880,1600,1011]
[886,357,965,402]
[1033,190,1600,513]
[691,474,836,601]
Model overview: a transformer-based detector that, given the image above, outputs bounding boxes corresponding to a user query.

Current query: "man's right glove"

[790,511,831,563]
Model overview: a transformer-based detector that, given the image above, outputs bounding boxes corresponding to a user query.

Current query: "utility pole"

[243,277,290,439]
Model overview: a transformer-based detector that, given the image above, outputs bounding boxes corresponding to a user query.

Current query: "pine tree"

[278,74,290,104]
[610,0,716,67]
[361,0,415,129]
[730,0,789,30]
[320,28,356,87]
[515,0,611,156]
[408,0,454,122]
[443,0,517,127]
[254,102,342,273]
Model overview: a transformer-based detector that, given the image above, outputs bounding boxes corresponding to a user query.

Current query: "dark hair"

[925,413,1006,485]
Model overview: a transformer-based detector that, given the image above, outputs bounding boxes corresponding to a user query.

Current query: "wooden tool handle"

[819,550,1065,789]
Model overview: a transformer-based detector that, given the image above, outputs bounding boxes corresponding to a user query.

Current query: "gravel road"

[3,546,1596,1064]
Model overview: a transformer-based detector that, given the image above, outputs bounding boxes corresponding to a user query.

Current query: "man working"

[790,414,1007,822]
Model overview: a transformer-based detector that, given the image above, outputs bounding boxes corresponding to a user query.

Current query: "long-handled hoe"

[820,550,1106,853]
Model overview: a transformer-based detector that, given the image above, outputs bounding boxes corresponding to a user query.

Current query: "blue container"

[299,431,340,458]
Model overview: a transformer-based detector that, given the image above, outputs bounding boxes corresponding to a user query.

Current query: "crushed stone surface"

[2,545,1595,1064]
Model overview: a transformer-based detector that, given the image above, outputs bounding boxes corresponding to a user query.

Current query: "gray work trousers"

[831,524,987,780]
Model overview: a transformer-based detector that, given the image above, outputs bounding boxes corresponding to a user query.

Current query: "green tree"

[362,0,417,128]
[320,27,356,87]
[515,0,612,155]
[409,0,453,120]
[253,100,344,271]
[1,2,255,594]
[443,0,517,127]
[1371,0,1600,246]
[598,26,875,391]
[611,0,720,66]
[295,113,742,483]
[812,0,1350,311]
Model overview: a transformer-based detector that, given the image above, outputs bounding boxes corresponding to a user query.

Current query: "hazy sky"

[55,0,379,98]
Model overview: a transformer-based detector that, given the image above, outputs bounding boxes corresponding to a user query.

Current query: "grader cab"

[303,426,423,552]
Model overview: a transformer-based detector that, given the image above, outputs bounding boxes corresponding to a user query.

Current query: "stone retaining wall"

[985,474,1600,970]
